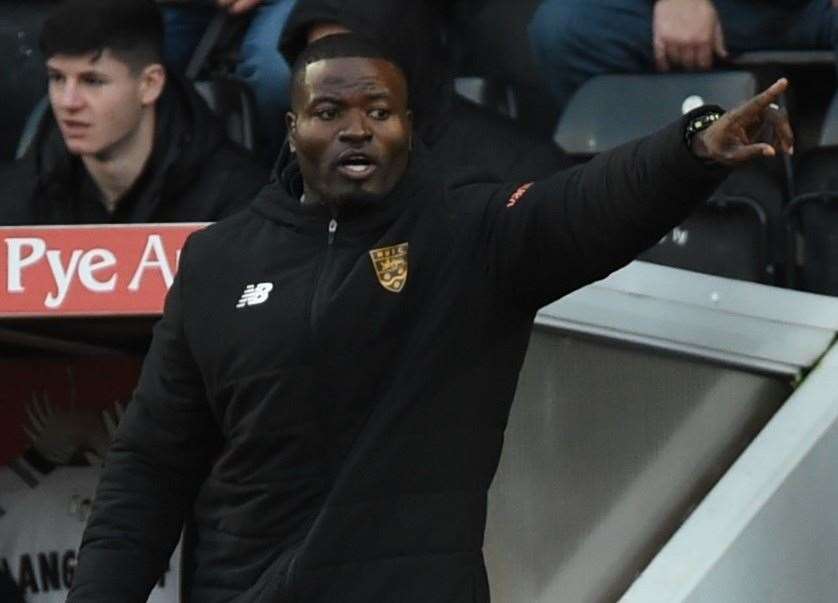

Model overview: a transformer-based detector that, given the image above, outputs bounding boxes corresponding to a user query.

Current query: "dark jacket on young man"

[280,0,568,182]
[0,74,268,226]
[67,111,724,603]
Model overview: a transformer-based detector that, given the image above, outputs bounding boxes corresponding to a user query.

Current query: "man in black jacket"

[68,34,792,602]
[0,0,267,226]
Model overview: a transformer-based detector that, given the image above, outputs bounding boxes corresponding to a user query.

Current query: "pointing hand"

[691,78,794,166]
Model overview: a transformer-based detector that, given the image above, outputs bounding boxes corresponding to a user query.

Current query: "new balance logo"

[236,283,274,308]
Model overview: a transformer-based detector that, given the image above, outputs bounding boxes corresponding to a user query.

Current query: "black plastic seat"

[554,72,757,154]
[453,77,518,119]
[194,77,258,151]
[0,1,52,162]
[15,97,49,160]
[554,71,781,284]
[783,89,838,294]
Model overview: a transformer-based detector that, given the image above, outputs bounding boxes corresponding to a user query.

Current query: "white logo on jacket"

[236,283,273,308]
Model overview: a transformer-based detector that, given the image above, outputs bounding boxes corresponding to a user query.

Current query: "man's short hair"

[39,0,164,71]
[290,33,407,106]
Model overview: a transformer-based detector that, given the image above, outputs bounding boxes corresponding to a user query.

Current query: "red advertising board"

[0,224,207,317]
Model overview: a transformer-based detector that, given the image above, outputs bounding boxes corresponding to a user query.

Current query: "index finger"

[738,78,789,115]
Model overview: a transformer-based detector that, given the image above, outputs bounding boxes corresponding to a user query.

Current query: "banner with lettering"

[0,356,179,602]
[0,224,207,317]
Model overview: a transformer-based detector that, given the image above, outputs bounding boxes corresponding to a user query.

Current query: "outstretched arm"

[480,79,792,311]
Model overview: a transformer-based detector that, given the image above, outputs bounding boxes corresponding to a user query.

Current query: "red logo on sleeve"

[506,182,534,208]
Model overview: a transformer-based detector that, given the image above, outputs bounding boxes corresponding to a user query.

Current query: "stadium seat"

[554,72,758,154]
[783,90,838,294]
[178,8,258,152]
[453,0,559,134]
[15,97,49,160]
[0,1,52,162]
[454,77,518,118]
[554,72,783,284]
[731,50,835,68]
[194,77,258,151]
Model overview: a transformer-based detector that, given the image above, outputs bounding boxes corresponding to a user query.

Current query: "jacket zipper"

[308,218,339,339]
[291,218,338,600]
[328,218,337,244]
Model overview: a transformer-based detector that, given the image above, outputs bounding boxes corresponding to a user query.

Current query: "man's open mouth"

[336,153,378,180]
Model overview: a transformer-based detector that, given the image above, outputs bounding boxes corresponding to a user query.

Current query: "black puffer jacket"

[280,0,567,181]
[68,115,724,602]
[0,74,268,225]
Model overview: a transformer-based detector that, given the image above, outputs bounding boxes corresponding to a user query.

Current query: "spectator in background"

[279,0,567,182]
[529,0,838,114]
[0,0,267,226]
[159,0,297,164]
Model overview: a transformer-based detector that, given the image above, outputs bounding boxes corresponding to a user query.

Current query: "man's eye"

[82,76,105,86]
[47,73,64,84]
[316,109,338,120]
[369,108,390,120]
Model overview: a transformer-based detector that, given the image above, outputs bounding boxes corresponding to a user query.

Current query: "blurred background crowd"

[2,0,838,293]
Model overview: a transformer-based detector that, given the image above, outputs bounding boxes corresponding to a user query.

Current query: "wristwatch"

[684,105,725,151]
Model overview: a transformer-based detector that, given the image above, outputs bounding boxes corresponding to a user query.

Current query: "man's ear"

[139,63,166,106]
[286,111,297,153]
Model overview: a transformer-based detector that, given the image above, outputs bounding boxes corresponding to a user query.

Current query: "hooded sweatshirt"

[279,0,568,181]
[67,111,725,603]
[0,74,268,225]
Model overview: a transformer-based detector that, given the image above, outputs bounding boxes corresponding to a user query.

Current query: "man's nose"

[338,110,372,143]
[57,81,84,110]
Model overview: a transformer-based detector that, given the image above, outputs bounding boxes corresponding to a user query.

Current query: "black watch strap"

[683,105,725,150]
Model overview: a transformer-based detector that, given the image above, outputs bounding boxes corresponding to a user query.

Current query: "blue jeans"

[529,0,838,111]
[161,4,216,72]
[234,0,297,162]
[162,0,297,163]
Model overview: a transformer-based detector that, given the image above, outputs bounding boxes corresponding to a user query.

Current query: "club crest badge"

[369,243,409,293]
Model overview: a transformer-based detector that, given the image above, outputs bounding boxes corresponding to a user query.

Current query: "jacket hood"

[280,0,454,145]
[29,71,229,222]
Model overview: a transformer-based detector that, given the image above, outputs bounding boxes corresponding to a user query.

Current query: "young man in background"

[0,0,267,225]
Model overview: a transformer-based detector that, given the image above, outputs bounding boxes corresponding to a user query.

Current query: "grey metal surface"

[540,262,838,376]
[482,263,838,602]
[484,330,790,603]
[621,343,838,603]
